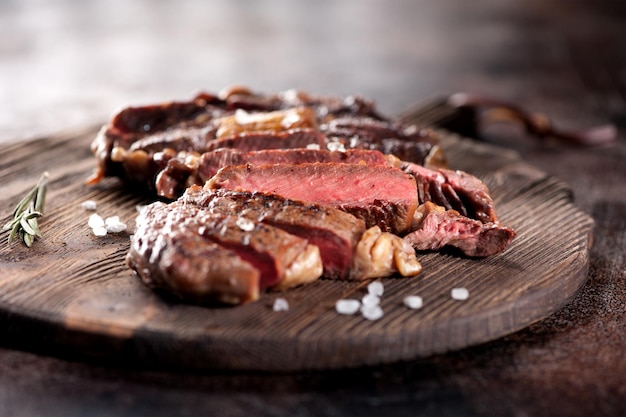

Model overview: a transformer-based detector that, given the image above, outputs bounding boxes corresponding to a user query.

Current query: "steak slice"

[197,148,389,182]
[401,161,499,223]
[183,186,422,280]
[404,202,516,257]
[183,186,367,280]
[203,129,326,153]
[205,162,419,234]
[127,202,260,305]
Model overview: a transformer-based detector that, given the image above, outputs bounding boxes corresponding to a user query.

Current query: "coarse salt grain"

[326,141,346,152]
[272,298,289,312]
[335,299,361,315]
[306,143,321,150]
[361,305,384,321]
[403,295,423,309]
[104,216,127,233]
[451,287,469,300]
[92,226,108,237]
[88,213,105,229]
[361,293,380,308]
[81,200,97,211]
[367,281,384,297]
[236,217,255,232]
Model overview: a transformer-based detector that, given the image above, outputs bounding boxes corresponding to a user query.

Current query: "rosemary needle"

[2,172,49,247]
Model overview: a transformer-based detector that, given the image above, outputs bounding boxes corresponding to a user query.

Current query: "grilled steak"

[182,186,421,280]
[206,162,419,234]
[95,87,515,306]
[127,202,261,305]
[128,188,422,304]
[87,88,442,193]
[404,202,516,257]
[401,161,498,223]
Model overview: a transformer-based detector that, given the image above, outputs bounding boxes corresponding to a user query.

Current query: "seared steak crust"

[127,202,261,305]
[182,186,366,280]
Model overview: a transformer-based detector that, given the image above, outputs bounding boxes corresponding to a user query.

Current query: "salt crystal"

[88,213,105,229]
[135,204,147,213]
[236,217,255,232]
[361,305,384,321]
[361,293,380,308]
[306,143,321,150]
[403,295,423,309]
[451,287,469,300]
[367,281,384,297]
[81,200,97,211]
[105,216,121,226]
[106,221,127,234]
[326,141,346,152]
[92,226,108,237]
[273,298,289,311]
[335,299,361,315]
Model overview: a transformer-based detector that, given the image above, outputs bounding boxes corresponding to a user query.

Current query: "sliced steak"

[182,186,367,280]
[197,148,389,183]
[127,202,260,305]
[203,129,326,153]
[205,162,419,234]
[404,202,516,257]
[88,88,440,193]
[401,161,499,223]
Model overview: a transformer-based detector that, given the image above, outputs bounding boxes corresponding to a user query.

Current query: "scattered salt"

[326,141,346,152]
[273,298,289,312]
[403,295,423,309]
[306,143,321,150]
[105,216,121,226]
[335,299,361,315]
[361,305,384,321]
[236,217,255,232]
[135,204,147,213]
[92,226,108,237]
[88,213,105,229]
[361,293,380,308]
[451,287,469,301]
[367,281,384,297]
[81,200,97,211]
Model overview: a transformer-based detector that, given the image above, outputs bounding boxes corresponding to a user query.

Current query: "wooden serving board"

[0,109,593,371]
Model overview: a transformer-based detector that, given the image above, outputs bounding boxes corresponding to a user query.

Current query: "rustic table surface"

[0,1,624,416]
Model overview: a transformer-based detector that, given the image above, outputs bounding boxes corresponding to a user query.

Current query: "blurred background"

[1,0,623,143]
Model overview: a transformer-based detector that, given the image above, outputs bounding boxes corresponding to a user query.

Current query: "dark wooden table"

[0,1,624,416]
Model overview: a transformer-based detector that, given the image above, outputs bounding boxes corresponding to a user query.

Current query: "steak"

[129,188,422,304]
[404,202,516,257]
[87,88,441,191]
[206,162,419,234]
[182,186,421,280]
[128,199,324,304]
[182,186,366,280]
[155,147,389,199]
[401,161,499,223]
[127,202,261,305]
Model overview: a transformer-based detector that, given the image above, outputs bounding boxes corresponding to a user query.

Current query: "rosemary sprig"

[2,172,49,247]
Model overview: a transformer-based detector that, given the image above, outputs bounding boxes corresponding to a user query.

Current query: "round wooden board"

[0,126,593,371]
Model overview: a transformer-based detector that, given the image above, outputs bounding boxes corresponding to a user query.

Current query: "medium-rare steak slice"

[197,148,390,181]
[182,186,422,281]
[404,202,516,257]
[155,147,389,199]
[205,162,419,234]
[127,202,260,305]
[183,186,365,280]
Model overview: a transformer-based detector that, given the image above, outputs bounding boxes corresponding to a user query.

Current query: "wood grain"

[0,115,593,371]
